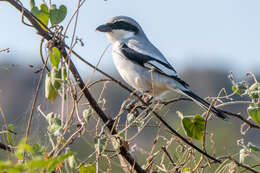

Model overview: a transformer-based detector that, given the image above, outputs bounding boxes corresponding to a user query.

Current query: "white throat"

[106,30,135,44]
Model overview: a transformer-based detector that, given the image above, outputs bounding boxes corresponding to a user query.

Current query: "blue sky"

[1,0,260,76]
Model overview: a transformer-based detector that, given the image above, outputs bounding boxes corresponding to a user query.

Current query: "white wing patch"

[144,60,178,77]
[119,41,190,88]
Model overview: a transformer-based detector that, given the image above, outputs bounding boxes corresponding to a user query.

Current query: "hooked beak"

[96,24,113,32]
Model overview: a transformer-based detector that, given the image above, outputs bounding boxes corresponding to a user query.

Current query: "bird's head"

[96,16,143,43]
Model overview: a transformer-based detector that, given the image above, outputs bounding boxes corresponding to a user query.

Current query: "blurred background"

[1,0,260,171]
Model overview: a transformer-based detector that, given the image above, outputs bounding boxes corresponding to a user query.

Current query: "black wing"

[119,43,189,88]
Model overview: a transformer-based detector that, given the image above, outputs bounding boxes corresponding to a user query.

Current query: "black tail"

[181,90,228,120]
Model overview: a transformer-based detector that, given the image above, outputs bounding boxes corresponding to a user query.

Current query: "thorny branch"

[3,0,145,172]
[69,36,260,172]
[227,156,259,173]
[68,40,260,131]
[161,146,176,167]
[24,49,48,148]
[200,156,259,173]
[65,46,249,165]
[2,0,260,172]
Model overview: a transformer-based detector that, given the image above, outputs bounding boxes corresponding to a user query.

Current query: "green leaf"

[182,168,191,173]
[248,142,260,152]
[49,47,61,68]
[31,4,50,28]
[246,83,260,100]
[247,105,260,124]
[79,163,96,173]
[181,114,205,141]
[232,85,242,96]
[7,124,15,146]
[0,160,10,170]
[26,159,49,169]
[49,5,67,25]
[45,72,58,101]
[15,138,33,160]
[7,164,25,173]
[51,67,61,90]
[31,144,45,157]
[62,68,67,80]
[119,133,125,139]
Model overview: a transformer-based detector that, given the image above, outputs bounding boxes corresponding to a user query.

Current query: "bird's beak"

[96,24,112,32]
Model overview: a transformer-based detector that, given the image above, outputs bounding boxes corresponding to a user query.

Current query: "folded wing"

[119,43,189,88]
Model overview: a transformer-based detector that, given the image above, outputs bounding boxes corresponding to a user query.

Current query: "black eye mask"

[111,21,139,34]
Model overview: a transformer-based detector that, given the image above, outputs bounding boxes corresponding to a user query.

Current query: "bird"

[96,16,227,119]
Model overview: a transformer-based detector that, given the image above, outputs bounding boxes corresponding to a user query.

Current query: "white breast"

[111,41,170,96]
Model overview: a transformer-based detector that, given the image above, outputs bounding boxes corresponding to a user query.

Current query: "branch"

[161,146,176,167]
[63,51,260,167]
[4,1,145,172]
[68,47,260,131]
[25,50,47,146]
[152,109,221,163]
[61,48,146,173]
[201,156,259,173]
[227,156,259,173]
[240,164,260,173]
[65,33,221,163]
[5,0,51,40]
[219,109,260,129]
[5,1,259,171]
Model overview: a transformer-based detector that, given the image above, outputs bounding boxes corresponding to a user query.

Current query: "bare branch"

[227,156,259,173]
[3,1,146,172]
[161,146,176,167]
[219,109,260,129]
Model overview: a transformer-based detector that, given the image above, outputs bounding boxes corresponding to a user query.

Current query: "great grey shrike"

[96,16,227,119]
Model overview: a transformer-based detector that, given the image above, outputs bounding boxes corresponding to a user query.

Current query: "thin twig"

[159,97,192,105]
[219,109,260,129]
[65,49,260,132]
[227,156,259,173]
[67,44,222,163]
[24,54,48,160]
[6,1,259,172]
[3,1,146,171]
[39,38,50,72]
[54,124,84,157]
[76,44,111,103]
[62,0,87,40]
[161,146,176,167]
[240,164,260,173]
